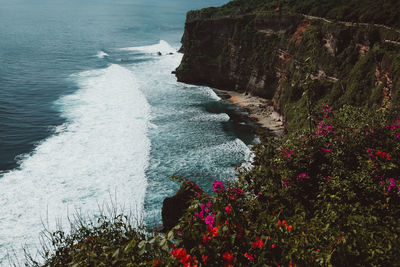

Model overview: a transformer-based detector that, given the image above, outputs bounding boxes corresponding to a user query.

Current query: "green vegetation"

[27,214,172,266]
[194,0,400,29]
[32,105,400,266]
[213,14,400,130]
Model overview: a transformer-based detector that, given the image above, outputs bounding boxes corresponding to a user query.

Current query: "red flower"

[180,254,191,264]
[272,244,276,248]
[222,251,234,263]
[252,236,265,249]
[376,150,391,160]
[225,205,232,214]
[211,227,219,237]
[277,220,281,227]
[172,248,186,259]
[244,252,256,261]
[207,225,219,237]
[153,260,161,266]
[288,225,293,231]
[202,255,208,264]
[275,7,280,12]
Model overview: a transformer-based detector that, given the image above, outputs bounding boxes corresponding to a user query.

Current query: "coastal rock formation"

[176,8,400,129]
[161,184,193,231]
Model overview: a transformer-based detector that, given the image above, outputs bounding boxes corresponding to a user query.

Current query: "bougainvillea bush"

[35,105,400,266]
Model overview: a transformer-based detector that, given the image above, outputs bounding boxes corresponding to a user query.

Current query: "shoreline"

[215,89,285,136]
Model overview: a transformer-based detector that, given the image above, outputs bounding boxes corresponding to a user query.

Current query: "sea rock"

[161,184,193,231]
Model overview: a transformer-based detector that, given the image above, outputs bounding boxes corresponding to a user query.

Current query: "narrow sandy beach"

[215,89,285,136]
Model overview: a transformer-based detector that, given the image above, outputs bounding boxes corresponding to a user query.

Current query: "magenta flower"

[321,147,331,153]
[212,180,225,192]
[281,147,294,159]
[297,173,309,181]
[282,177,290,188]
[205,215,215,225]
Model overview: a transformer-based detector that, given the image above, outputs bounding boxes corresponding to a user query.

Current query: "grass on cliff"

[31,104,400,266]
[195,0,400,29]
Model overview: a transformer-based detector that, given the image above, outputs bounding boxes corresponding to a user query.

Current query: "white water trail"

[96,50,109,58]
[119,40,176,55]
[0,64,150,263]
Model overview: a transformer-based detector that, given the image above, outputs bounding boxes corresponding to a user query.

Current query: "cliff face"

[177,13,301,99]
[176,10,400,129]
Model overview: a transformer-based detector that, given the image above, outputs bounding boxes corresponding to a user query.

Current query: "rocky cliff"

[176,7,400,129]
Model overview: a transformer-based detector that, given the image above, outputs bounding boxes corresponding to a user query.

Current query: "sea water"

[0,0,256,263]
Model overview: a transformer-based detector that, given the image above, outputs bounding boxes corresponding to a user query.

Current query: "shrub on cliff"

[163,105,400,266]
[35,105,400,266]
[199,0,400,29]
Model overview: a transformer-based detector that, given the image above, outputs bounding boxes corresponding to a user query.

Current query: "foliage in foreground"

[35,105,400,266]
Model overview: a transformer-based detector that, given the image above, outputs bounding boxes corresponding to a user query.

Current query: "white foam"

[119,40,176,55]
[0,64,150,262]
[96,50,109,58]
[212,138,252,159]
[201,88,221,101]
[189,113,230,122]
[178,84,222,101]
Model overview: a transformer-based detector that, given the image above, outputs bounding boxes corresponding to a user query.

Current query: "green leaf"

[112,248,120,258]
[138,240,146,249]
[167,230,174,240]
[159,238,167,247]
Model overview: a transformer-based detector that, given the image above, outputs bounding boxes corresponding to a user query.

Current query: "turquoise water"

[0,0,256,263]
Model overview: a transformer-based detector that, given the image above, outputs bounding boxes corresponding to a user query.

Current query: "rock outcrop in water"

[176,7,400,129]
[162,183,194,231]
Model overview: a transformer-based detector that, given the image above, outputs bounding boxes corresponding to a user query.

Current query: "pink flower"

[281,147,294,159]
[225,205,232,214]
[321,147,331,153]
[205,215,215,226]
[212,180,225,192]
[282,178,290,188]
[297,173,309,181]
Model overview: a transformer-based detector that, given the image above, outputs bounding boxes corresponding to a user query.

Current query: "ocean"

[0,0,256,263]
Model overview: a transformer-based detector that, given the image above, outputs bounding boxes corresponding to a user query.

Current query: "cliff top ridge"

[187,0,400,30]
